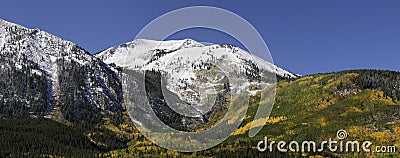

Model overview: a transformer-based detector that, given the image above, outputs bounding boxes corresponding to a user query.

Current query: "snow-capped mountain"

[96,39,296,79]
[96,39,297,98]
[0,18,298,129]
[0,19,123,124]
[96,39,298,129]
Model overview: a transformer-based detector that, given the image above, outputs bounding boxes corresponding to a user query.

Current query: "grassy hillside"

[107,70,400,157]
[231,70,400,157]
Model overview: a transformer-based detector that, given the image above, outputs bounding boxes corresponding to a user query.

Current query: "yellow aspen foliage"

[233,116,287,135]
[370,131,394,144]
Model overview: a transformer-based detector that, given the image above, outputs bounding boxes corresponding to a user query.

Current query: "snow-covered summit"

[96,38,297,79]
[0,19,123,122]
[0,19,94,73]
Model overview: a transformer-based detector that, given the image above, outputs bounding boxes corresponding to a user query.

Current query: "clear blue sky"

[1,0,399,75]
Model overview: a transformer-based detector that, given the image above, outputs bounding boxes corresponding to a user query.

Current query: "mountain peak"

[0,19,123,123]
[96,38,297,79]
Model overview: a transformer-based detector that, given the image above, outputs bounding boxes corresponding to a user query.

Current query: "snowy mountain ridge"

[0,19,94,69]
[0,19,123,123]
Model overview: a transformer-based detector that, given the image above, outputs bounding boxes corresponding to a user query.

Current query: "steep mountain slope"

[0,19,123,124]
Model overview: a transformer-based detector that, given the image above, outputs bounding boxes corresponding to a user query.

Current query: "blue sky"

[1,1,399,75]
